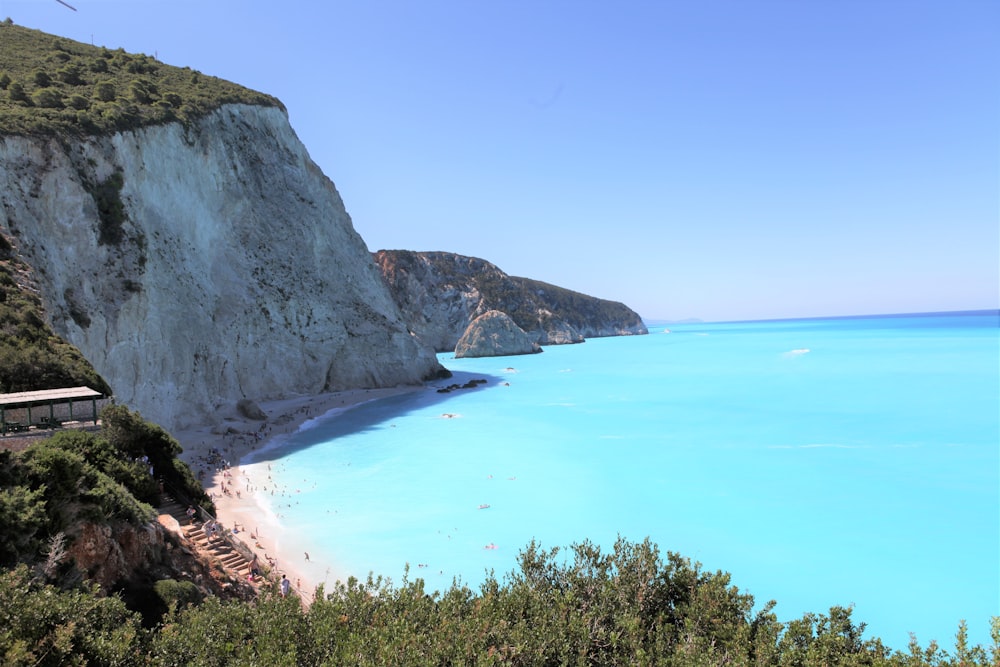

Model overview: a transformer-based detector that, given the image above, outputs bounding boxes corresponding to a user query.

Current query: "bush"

[31,69,50,86]
[93,80,115,101]
[31,87,62,109]
[129,79,153,104]
[7,81,26,102]
[0,565,146,666]
[67,93,89,110]
[153,578,202,610]
[163,91,182,107]
[90,169,126,244]
[55,63,82,85]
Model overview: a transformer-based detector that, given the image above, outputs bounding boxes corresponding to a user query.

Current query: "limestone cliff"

[0,104,447,431]
[454,310,542,358]
[373,250,648,352]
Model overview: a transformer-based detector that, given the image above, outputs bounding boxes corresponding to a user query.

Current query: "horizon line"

[644,307,999,326]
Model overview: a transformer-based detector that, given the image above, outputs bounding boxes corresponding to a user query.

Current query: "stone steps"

[156,495,257,585]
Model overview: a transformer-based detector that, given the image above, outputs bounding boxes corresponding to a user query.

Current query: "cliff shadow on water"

[246,371,505,464]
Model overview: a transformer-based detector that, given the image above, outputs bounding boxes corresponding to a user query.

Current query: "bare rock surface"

[454,310,543,358]
[0,104,445,430]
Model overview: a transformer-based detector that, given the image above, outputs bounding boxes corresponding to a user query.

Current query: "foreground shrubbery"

[0,536,996,666]
[0,408,995,665]
[0,405,210,568]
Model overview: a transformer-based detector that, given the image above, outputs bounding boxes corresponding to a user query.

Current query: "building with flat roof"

[0,386,106,434]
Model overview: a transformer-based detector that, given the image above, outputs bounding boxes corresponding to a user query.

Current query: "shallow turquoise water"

[245,311,999,650]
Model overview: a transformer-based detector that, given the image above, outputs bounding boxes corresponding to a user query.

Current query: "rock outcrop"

[0,104,447,431]
[374,250,647,352]
[454,310,542,358]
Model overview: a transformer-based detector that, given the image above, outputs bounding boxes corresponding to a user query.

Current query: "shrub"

[163,91,182,107]
[0,565,147,666]
[154,578,202,610]
[56,63,83,85]
[93,80,115,102]
[89,169,126,244]
[31,69,51,86]
[67,93,89,110]
[129,79,154,103]
[31,87,62,109]
[7,81,26,102]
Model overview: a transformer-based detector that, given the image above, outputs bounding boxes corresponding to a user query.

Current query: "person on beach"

[280,575,291,597]
[249,554,260,580]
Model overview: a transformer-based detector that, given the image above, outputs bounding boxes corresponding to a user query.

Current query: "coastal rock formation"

[0,104,447,431]
[373,250,647,352]
[454,310,543,358]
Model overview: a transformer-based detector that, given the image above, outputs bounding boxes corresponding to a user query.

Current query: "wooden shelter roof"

[0,386,104,408]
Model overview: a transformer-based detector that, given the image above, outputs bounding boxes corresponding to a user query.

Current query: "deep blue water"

[244,310,999,650]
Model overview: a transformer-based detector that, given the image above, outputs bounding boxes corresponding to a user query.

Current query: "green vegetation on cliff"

[0,243,111,394]
[0,20,282,137]
[0,405,210,569]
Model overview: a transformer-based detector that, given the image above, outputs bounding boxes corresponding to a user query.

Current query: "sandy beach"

[173,385,425,602]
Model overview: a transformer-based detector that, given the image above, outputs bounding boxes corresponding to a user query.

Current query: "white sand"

[174,386,425,601]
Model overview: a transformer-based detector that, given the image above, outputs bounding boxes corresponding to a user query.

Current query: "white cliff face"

[454,310,542,359]
[0,104,444,430]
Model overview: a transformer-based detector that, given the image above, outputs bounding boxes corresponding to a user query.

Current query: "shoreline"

[173,385,426,601]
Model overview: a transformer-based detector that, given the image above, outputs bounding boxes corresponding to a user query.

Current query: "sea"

[242,310,999,651]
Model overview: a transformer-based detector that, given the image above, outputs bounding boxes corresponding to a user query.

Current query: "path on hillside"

[157,495,261,589]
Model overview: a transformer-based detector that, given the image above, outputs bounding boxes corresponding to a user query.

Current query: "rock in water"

[454,310,543,358]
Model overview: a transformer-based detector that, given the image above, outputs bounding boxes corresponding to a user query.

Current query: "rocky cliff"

[454,310,542,358]
[0,104,446,431]
[373,250,648,352]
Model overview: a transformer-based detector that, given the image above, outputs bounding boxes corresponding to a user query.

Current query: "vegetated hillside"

[0,233,110,394]
[0,20,281,137]
[509,274,649,338]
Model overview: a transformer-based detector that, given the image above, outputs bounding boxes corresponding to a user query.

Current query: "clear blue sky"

[4,0,998,321]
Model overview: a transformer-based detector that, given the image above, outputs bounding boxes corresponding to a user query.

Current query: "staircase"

[157,495,256,584]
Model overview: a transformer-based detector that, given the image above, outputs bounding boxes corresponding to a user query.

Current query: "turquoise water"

[246,311,999,650]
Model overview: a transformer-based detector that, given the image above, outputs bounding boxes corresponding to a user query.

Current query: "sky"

[2,0,997,322]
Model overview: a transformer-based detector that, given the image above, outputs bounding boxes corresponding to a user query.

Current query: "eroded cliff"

[374,249,648,352]
[0,104,446,431]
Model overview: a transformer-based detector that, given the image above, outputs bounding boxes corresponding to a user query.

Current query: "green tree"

[0,451,47,566]
[99,404,212,511]
[0,565,147,666]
